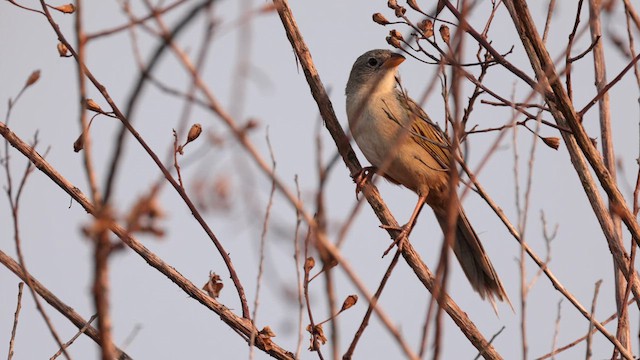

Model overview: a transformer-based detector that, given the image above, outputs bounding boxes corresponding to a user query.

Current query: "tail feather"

[433,206,511,312]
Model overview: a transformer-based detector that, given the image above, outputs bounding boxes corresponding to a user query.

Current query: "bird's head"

[345,49,405,97]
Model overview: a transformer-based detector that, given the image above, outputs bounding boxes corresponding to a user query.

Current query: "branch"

[0,121,295,360]
[272,0,503,358]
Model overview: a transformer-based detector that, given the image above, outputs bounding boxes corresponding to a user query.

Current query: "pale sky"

[1,1,639,359]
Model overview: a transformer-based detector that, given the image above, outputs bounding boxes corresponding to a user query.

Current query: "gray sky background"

[1,0,640,359]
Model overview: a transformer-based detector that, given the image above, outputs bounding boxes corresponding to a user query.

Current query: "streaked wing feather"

[398,92,451,169]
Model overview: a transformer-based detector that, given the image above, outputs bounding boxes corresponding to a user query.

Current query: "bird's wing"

[397,92,451,170]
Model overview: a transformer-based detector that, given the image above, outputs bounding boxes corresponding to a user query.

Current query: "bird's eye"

[367,58,378,67]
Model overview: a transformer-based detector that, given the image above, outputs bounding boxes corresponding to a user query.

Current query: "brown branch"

[461,161,632,359]
[7,282,24,360]
[585,280,602,360]
[497,2,640,358]
[37,1,251,319]
[51,315,98,360]
[587,0,630,353]
[0,250,132,359]
[0,121,294,359]
[273,0,503,358]
[86,0,189,40]
[536,299,637,359]
[578,52,640,117]
[343,250,402,360]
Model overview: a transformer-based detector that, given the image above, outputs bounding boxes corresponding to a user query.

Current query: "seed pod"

[439,24,450,45]
[407,0,422,12]
[85,99,103,113]
[418,19,434,38]
[25,70,41,87]
[54,4,75,13]
[386,35,402,49]
[341,295,358,311]
[372,13,390,25]
[57,42,69,57]
[304,257,315,273]
[186,123,202,144]
[542,136,560,150]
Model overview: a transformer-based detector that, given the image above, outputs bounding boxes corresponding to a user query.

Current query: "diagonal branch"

[0,121,295,360]
[272,0,502,358]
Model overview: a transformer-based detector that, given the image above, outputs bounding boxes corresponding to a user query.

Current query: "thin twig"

[0,121,293,359]
[51,315,98,360]
[249,131,277,359]
[550,299,562,360]
[585,280,602,360]
[536,299,636,359]
[293,176,305,359]
[7,282,24,360]
[343,250,402,359]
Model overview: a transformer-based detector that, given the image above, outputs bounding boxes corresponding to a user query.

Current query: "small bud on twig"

[304,257,315,273]
[386,29,403,49]
[542,136,560,150]
[203,272,224,298]
[387,0,398,9]
[54,4,75,14]
[439,25,450,45]
[372,13,390,25]
[57,42,69,57]
[418,19,434,38]
[25,70,41,88]
[186,123,202,145]
[407,0,422,12]
[394,5,406,17]
[73,134,84,153]
[85,99,103,113]
[340,295,358,311]
[386,36,402,49]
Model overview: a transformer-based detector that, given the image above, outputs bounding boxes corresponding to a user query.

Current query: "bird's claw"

[381,223,411,257]
[353,166,377,199]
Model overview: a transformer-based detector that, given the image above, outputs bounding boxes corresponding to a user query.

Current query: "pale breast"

[347,92,449,198]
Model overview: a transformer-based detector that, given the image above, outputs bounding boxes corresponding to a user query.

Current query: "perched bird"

[345,49,508,306]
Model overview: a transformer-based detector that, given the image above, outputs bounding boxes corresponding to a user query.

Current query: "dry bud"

[387,0,398,9]
[386,35,402,49]
[244,118,259,130]
[73,133,84,153]
[306,324,327,350]
[418,19,434,38]
[85,98,103,113]
[203,272,224,298]
[407,0,422,12]
[25,70,41,87]
[394,5,406,17]
[542,136,560,150]
[57,42,69,57]
[340,295,358,311]
[304,257,315,273]
[372,13,390,25]
[439,24,450,45]
[54,3,75,14]
[259,326,276,337]
[186,123,202,144]
[257,326,276,351]
[390,29,403,40]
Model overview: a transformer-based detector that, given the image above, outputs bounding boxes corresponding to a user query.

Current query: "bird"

[345,49,509,306]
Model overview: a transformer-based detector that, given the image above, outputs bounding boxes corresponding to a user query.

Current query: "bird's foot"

[380,223,411,257]
[353,166,377,199]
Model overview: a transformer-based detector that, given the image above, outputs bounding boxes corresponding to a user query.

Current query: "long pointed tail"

[433,206,510,309]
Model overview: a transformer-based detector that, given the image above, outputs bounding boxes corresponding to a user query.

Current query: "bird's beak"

[382,53,405,69]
